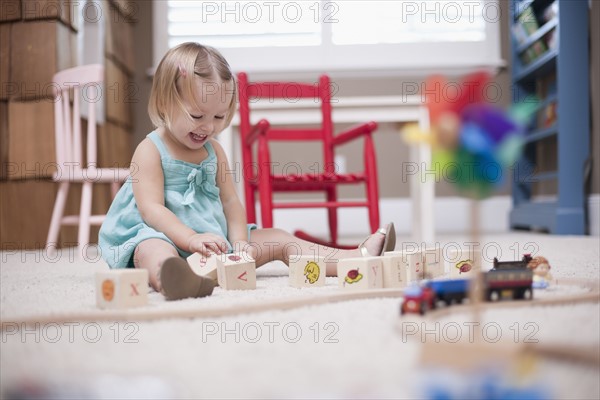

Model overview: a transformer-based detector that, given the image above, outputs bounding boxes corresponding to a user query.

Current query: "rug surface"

[1,232,599,398]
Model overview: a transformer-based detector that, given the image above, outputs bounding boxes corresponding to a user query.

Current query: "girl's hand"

[234,240,258,260]
[188,233,229,257]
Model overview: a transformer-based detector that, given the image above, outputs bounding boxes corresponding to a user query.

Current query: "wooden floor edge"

[3,278,598,330]
[426,291,600,320]
[0,288,405,330]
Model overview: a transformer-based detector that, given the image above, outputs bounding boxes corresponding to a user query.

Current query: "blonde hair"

[527,256,551,270]
[148,42,236,131]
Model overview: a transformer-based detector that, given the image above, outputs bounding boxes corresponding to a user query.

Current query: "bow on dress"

[182,167,220,205]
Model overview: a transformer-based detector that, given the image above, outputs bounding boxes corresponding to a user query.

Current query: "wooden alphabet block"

[289,256,327,288]
[96,269,148,309]
[384,250,426,282]
[186,252,219,280]
[423,247,445,279]
[380,253,410,288]
[216,252,256,290]
[337,257,383,290]
[446,247,482,278]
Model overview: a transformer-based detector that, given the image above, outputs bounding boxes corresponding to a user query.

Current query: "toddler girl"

[99,42,395,300]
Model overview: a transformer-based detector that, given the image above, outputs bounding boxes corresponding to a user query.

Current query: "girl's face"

[168,77,233,150]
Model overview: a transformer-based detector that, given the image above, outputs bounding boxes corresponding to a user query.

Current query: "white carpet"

[1,232,599,399]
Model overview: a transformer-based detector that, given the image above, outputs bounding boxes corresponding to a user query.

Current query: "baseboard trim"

[255,194,600,237]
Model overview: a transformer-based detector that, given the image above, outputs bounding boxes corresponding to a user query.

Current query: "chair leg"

[258,138,273,228]
[244,182,256,224]
[259,182,273,228]
[364,137,380,233]
[46,182,70,256]
[78,181,93,259]
[326,187,338,244]
[110,181,120,198]
[366,178,380,233]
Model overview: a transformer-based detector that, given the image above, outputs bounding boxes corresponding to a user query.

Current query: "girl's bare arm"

[211,140,249,251]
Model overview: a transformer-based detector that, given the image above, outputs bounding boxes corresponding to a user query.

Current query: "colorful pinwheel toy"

[403,71,536,198]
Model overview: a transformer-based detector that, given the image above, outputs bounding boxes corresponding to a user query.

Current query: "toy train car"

[401,256,534,315]
[485,267,533,301]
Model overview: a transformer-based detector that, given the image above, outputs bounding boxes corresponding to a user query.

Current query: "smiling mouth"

[190,133,208,143]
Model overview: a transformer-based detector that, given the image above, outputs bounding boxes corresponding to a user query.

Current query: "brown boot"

[160,257,216,300]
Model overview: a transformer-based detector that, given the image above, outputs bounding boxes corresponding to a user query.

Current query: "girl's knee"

[133,239,178,270]
[262,227,290,238]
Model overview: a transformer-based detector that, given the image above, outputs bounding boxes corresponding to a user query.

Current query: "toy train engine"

[401,279,470,315]
[401,285,436,315]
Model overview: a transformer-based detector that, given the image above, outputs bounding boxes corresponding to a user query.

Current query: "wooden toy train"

[401,254,534,315]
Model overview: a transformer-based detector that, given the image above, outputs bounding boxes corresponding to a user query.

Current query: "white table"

[220,95,434,245]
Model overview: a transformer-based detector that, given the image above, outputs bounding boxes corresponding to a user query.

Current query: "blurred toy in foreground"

[420,368,549,400]
[403,71,537,198]
[527,256,553,289]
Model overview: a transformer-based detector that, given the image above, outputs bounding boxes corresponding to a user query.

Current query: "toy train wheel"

[419,303,428,315]
[522,288,532,300]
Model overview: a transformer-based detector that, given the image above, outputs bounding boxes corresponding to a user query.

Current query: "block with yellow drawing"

[446,247,483,279]
[337,257,383,290]
[289,256,327,288]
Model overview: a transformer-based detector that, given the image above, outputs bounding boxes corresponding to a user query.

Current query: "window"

[167,0,322,48]
[154,0,503,77]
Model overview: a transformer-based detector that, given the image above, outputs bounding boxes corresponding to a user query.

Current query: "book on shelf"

[517,5,540,35]
[542,1,559,23]
[512,22,528,45]
[519,39,548,66]
[536,73,557,99]
[546,29,558,50]
[541,101,557,128]
[513,3,552,66]
[535,72,558,129]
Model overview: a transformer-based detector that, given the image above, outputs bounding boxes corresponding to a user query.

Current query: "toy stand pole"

[468,198,484,331]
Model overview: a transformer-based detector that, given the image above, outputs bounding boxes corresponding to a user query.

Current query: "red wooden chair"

[237,72,380,248]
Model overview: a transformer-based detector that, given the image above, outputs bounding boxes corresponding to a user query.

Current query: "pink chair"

[46,64,130,257]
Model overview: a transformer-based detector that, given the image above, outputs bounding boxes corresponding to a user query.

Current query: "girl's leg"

[134,238,215,300]
[133,238,179,291]
[247,228,388,276]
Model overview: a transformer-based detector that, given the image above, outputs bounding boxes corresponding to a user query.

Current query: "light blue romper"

[98,131,256,268]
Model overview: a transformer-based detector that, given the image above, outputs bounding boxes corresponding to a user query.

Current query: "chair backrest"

[237,72,335,168]
[52,64,104,171]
